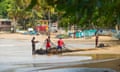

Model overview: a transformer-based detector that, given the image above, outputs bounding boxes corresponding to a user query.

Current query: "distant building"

[50,22,58,32]
[35,20,49,32]
[35,20,58,33]
[0,19,12,31]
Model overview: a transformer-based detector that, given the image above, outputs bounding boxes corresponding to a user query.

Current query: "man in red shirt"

[57,38,65,52]
[45,36,51,53]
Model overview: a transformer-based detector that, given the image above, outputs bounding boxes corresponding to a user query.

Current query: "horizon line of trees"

[0,0,120,31]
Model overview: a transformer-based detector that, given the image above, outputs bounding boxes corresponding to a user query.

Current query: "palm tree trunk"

[115,24,119,33]
[12,18,17,33]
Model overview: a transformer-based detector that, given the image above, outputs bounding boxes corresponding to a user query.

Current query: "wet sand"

[37,58,120,72]
[37,54,120,72]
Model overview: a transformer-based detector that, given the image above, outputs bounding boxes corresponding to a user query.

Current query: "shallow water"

[0,39,93,72]
[38,68,116,72]
[65,54,120,60]
[0,39,119,72]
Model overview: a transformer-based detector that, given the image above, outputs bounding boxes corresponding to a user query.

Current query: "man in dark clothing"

[31,37,38,55]
[95,30,99,47]
[95,35,99,47]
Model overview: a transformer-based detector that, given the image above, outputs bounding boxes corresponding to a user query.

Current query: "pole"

[48,8,51,37]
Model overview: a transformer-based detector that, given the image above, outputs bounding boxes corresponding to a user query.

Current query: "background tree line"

[0,0,120,30]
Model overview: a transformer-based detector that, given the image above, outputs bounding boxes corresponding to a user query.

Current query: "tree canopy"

[0,0,120,30]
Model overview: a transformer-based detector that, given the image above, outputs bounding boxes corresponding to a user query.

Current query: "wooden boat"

[34,47,72,55]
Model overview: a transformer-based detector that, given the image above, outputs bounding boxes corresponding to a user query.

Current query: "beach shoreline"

[0,33,120,54]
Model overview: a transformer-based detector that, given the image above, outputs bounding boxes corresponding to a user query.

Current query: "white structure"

[0,19,12,31]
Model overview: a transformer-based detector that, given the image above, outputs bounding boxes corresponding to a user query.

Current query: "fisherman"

[57,37,65,53]
[95,34,99,47]
[45,36,51,53]
[94,29,99,47]
[31,37,39,55]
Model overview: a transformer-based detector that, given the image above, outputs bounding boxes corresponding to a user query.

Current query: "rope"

[64,44,74,49]
[37,42,41,49]
[51,41,57,47]
[40,41,45,49]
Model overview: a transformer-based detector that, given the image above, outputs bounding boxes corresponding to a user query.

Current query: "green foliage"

[51,0,120,29]
[1,0,120,30]
[25,0,37,11]
[0,0,12,18]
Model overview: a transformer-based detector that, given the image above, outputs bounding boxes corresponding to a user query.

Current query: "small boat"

[34,47,72,55]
